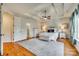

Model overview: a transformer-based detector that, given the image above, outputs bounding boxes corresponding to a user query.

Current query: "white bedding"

[18,39,64,56]
[39,32,59,41]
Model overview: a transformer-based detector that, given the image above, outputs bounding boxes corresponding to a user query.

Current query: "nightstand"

[59,32,66,39]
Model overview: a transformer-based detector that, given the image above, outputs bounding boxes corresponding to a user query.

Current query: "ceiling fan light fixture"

[42,9,51,20]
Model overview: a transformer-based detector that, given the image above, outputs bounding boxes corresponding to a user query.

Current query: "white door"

[2,12,14,42]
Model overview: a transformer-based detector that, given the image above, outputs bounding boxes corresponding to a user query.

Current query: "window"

[70,7,79,44]
[78,17,79,40]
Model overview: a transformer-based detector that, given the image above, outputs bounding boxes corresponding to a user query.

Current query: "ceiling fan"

[42,9,51,20]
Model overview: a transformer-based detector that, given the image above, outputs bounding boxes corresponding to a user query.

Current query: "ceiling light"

[42,9,51,20]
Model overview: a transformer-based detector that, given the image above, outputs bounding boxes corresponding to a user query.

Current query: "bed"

[38,32,59,41]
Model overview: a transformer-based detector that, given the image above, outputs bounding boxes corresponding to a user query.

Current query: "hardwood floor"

[3,42,35,56]
[58,38,79,56]
[3,38,79,56]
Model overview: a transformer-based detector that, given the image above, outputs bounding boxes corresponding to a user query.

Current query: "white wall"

[47,17,70,38]
[14,16,38,41]
[14,15,70,42]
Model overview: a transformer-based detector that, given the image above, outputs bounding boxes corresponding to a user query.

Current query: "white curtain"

[73,10,78,40]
